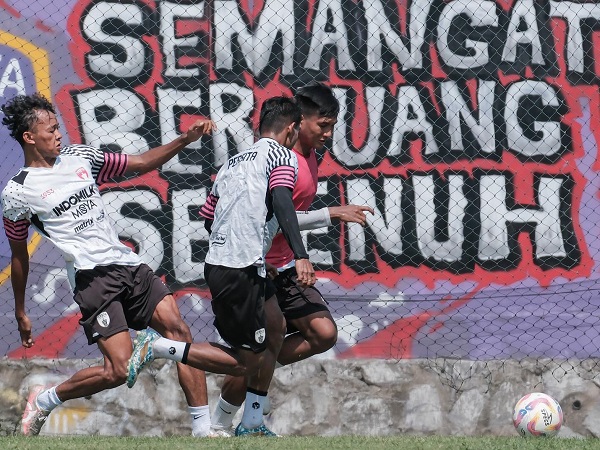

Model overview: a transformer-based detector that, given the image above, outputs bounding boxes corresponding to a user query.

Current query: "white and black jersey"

[200,138,298,271]
[1,144,141,270]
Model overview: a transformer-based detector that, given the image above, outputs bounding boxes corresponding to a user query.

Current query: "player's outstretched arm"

[328,205,374,227]
[125,119,217,175]
[9,239,34,348]
[294,205,374,231]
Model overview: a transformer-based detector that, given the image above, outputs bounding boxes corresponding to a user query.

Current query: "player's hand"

[329,205,374,227]
[266,262,279,280]
[182,119,217,144]
[294,258,316,287]
[16,314,34,348]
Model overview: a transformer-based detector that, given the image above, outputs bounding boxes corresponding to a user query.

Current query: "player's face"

[298,113,337,150]
[27,110,62,157]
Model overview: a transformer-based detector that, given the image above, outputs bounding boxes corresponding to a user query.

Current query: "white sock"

[152,338,190,363]
[36,386,63,412]
[211,395,240,429]
[240,389,267,429]
[189,405,211,437]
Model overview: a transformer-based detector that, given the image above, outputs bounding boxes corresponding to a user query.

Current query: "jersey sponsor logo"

[255,328,265,344]
[228,151,257,169]
[41,188,54,199]
[76,167,90,180]
[52,185,96,217]
[96,312,110,328]
[211,233,226,246]
[74,218,93,233]
[169,347,176,355]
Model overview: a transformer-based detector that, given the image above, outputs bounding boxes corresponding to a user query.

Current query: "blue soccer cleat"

[234,422,279,437]
[127,329,160,388]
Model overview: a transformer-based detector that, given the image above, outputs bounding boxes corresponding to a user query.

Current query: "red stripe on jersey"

[269,165,295,191]
[97,153,128,184]
[199,193,219,220]
[3,217,29,241]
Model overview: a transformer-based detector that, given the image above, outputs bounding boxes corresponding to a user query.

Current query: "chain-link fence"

[1,0,600,386]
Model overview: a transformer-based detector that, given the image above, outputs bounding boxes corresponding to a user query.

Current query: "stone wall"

[1,357,599,437]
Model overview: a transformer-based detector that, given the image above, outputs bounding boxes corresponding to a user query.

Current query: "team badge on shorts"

[255,328,266,344]
[96,311,110,328]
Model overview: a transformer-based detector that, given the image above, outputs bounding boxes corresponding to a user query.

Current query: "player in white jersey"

[122,96,316,437]
[198,96,316,437]
[0,93,243,437]
[125,97,315,437]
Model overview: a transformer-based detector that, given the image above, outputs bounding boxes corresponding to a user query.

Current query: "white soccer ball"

[512,392,563,437]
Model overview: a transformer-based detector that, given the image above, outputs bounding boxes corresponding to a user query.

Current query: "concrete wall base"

[1,357,597,437]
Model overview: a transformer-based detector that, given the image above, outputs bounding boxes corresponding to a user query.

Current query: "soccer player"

[129,96,317,437]
[0,93,224,437]
[209,84,374,436]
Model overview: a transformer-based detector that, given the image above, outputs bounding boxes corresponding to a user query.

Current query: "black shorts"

[205,263,276,353]
[274,267,330,330]
[73,264,170,345]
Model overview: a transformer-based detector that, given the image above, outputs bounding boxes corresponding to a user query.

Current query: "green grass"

[1,436,599,450]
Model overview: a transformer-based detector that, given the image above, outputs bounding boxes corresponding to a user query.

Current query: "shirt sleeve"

[2,191,31,241]
[60,145,128,185]
[97,152,128,184]
[2,217,30,241]
[296,208,332,230]
[269,166,296,191]
[266,146,298,191]
[199,192,219,220]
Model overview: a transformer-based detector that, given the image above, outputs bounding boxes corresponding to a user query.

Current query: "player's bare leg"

[57,331,133,399]
[150,294,212,436]
[235,297,285,436]
[126,294,249,436]
[23,331,132,436]
[211,306,335,434]
[277,310,338,365]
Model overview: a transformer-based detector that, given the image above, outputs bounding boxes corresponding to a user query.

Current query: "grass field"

[1,436,599,450]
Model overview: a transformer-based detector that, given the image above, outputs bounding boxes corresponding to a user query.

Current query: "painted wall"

[0,1,599,362]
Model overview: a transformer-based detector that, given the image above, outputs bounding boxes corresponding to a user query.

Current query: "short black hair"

[295,83,339,118]
[259,96,302,135]
[1,93,55,146]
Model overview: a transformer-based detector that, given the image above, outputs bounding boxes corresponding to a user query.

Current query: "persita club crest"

[255,328,265,344]
[96,312,110,328]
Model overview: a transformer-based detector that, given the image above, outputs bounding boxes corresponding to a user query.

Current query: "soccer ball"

[513,392,563,437]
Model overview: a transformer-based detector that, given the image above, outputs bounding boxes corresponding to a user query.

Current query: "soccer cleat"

[127,328,160,388]
[207,426,235,437]
[234,422,279,437]
[21,386,51,436]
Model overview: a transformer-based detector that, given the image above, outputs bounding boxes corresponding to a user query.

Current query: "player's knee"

[103,362,128,387]
[310,324,338,353]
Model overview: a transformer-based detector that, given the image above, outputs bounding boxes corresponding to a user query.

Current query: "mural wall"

[1,0,600,363]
